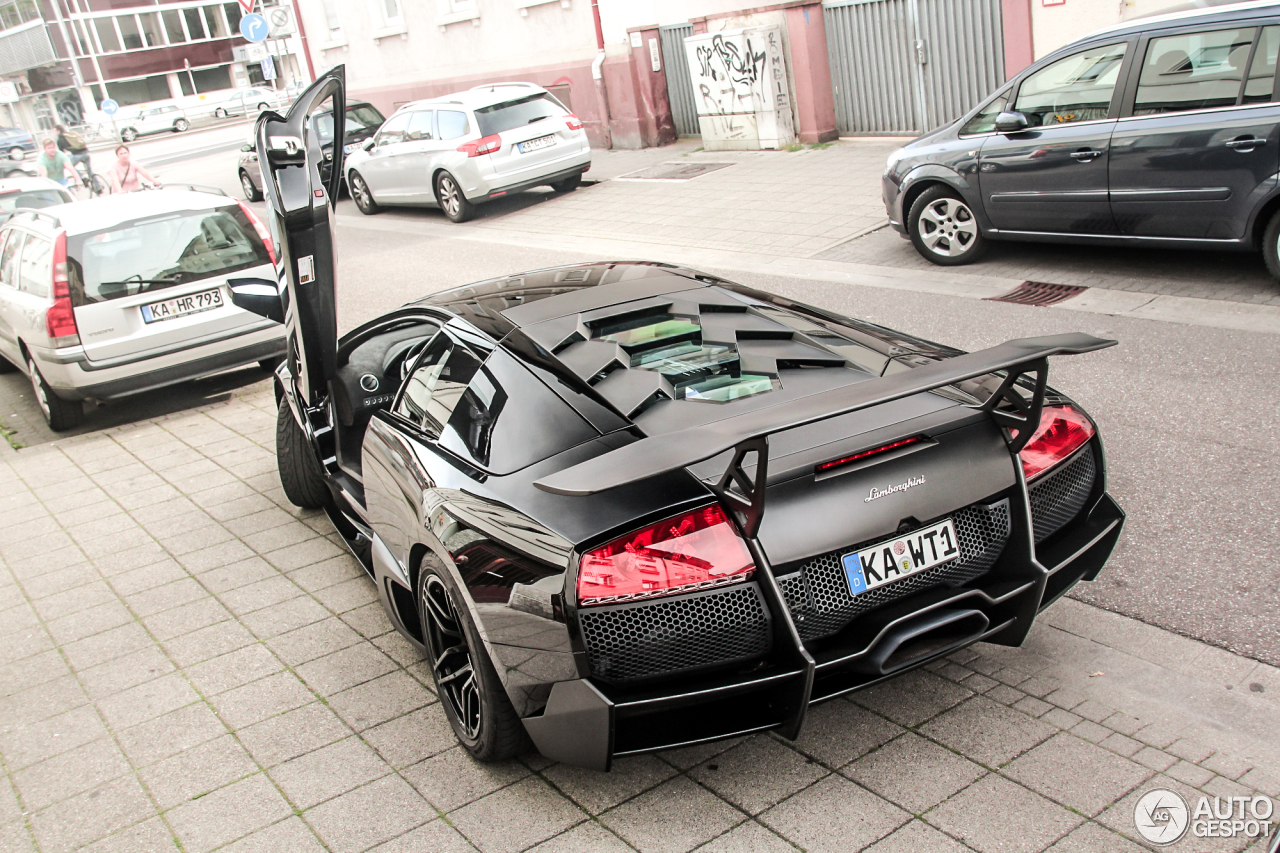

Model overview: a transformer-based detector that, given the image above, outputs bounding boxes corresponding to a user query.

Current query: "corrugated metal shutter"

[660,24,700,137]
[824,0,1004,135]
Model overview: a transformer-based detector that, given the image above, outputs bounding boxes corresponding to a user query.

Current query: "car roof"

[1079,0,1280,42]
[0,176,67,193]
[397,83,550,113]
[28,190,236,234]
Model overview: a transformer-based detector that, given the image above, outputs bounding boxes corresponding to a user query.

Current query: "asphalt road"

[5,145,1278,670]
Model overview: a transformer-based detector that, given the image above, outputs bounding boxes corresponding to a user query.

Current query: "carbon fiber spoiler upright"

[534,333,1116,503]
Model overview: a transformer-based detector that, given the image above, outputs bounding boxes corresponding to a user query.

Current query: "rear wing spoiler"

[534,333,1115,531]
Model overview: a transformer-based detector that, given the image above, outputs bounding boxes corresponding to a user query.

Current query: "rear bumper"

[481,163,589,201]
[521,482,1124,771]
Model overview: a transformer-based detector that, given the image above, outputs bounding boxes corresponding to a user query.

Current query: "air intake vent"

[987,281,1087,307]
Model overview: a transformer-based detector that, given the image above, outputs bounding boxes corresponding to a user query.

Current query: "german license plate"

[140,288,223,323]
[518,134,556,153]
[343,143,357,154]
[842,519,959,596]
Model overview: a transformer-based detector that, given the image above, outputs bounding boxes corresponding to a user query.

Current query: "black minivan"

[883,1,1280,279]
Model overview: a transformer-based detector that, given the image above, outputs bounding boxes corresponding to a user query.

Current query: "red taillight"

[1016,404,1096,482]
[816,435,924,474]
[577,505,755,606]
[237,199,275,266]
[45,230,78,344]
[457,134,502,158]
[565,115,584,131]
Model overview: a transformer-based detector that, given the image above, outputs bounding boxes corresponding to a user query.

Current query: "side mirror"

[994,110,1030,134]
[240,143,254,152]
[361,137,375,152]
[228,278,284,324]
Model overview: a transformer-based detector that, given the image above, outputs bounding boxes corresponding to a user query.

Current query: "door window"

[375,112,410,146]
[17,235,50,298]
[438,110,470,141]
[1244,26,1280,104]
[1013,42,1128,126]
[0,230,24,289]
[404,111,434,141]
[959,91,1010,136]
[1135,27,1257,114]
[395,335,481,437]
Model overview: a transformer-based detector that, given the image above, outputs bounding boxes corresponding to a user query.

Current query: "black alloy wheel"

[418,569,530,761]
[435,171,475,223]
[908,185,987,266]
[349,171,381,215]
[241,170,262,202]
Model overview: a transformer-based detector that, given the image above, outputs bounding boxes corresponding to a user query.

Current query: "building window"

[450,0,475,10]
[204,5,228,39]
[184,8,206,39]
[379,0,403,26]
[320,0,343,38]
[0,0,40,33]
[162,9,185,43]
[139,11,163,47]
[94,17,120,52]
[223,4,242,35]
[117,15,142,49]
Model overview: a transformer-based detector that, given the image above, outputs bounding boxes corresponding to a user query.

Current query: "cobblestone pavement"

[2,387,1277,853]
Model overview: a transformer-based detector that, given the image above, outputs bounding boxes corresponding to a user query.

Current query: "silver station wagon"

[0,188,285,430]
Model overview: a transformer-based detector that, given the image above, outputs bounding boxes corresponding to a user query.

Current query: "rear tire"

[418,567,530,762]
[1263,209,1280,281]
[435,171,474,223]
[241,170,263,202]
[174,119,189,132]
[907,185,987,266]
[349,171,381,215]
[0,355,16,373]
[215,108,228,118]
[551,173,581,193]
[27,356,83,431]
[8,147,23,161]
[276,402,329,508]
[120,128,137,142]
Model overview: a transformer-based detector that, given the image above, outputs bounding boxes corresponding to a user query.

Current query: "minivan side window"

[437,110,469,141]
[1013,42,1128,126]
[0,230,24,289]
[376,112,411,146]
[1135,27,1259,115]
[959,91,1010,135]
[1244,26,1279,103]
[405,111,434,141]
[17,235,50,298]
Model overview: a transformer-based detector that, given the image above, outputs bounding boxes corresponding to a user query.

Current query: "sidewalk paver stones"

[0,386,1277,853]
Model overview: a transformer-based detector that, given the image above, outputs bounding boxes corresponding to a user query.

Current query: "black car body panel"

[243,68,1126,771]
[885,2,1280,255]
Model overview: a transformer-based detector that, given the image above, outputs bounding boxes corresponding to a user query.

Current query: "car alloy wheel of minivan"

[909,186,986,266]
[349,172,380,215]
[241,170,262,202]
[435,171,474,223]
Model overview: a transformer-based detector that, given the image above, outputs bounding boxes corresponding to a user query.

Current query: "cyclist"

[36,138,79,188]
[54,123,95,189]
[106,144,159,193]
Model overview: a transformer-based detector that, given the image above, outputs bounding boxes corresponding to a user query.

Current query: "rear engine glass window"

[475,93,563,136]
[66,206,270,306]
[1135,28,1255,115]
[17,235,49,297]
[1014,42,1127,126]
[1243,26,1279,103]
[438,110,469,140]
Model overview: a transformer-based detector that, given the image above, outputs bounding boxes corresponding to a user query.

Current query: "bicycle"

[73,159,107,197]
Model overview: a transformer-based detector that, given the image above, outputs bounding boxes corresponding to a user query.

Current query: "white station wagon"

[0,188,285,430]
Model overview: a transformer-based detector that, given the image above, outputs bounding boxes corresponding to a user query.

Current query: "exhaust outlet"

[856,608,989,676]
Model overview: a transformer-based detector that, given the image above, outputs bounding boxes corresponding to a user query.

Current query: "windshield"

[0,189,67,212]
[313,104,385,143]
[67,206,270,305]
[475,92,564,136]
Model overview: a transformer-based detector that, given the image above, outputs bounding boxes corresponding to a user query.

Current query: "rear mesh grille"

[779,501,1011,641]
[1028,445,1096,543]
[578,584,770,683]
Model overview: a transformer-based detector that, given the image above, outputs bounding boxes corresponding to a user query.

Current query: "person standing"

[36,138,78,187]
[106,145,159,193]
[54,124,94,188]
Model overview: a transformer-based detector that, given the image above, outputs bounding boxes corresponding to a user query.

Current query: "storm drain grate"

[987,281,1088,307]
[615,162,736,181]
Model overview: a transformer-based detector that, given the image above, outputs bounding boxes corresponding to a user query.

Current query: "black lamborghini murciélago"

[231,69,1125,771]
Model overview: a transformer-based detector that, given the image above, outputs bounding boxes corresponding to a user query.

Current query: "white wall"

[1031,0,1189,59]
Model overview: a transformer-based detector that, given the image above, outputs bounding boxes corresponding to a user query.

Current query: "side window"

[1013,42,1128,126]
[959,90,1010,135]
[395,335,481,436]
[17,236,50,298]
[0,231,24,289]
[438,110,470,141]
[1135,27,1257,115]
[376,113,411,146]
[1243,26,1278,104]
[404,110,434,141]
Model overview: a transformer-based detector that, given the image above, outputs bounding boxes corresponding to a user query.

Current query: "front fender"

[897,164,993,235]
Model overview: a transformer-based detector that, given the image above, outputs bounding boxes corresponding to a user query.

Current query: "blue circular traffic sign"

[101,98,118,116]
[240,13,268,43]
